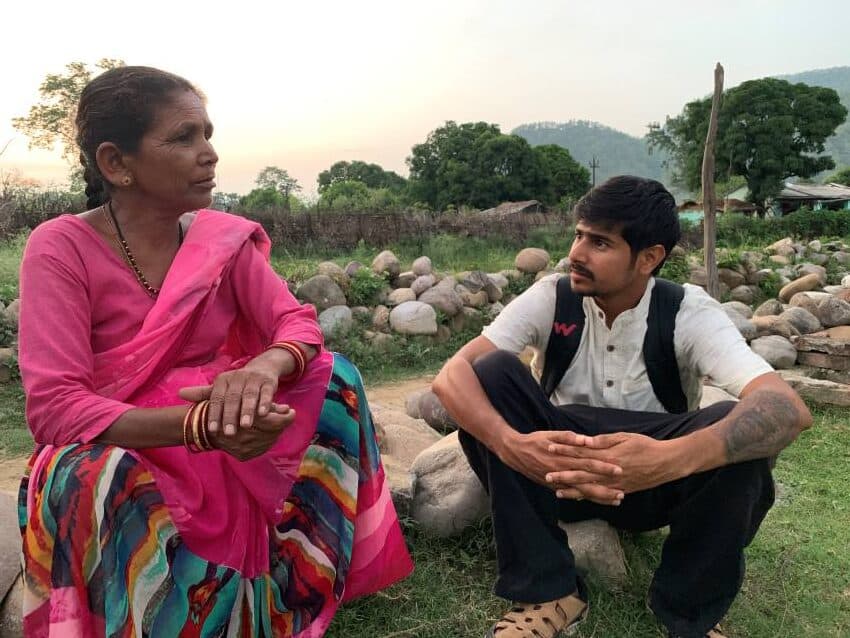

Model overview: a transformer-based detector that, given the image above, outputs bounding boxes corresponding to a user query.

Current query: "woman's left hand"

[179,361,281,435]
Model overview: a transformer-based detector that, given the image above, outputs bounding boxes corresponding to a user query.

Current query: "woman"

[17,66,412,637]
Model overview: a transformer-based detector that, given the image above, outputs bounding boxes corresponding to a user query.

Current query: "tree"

[647,78,847,207]
[825,166,850,186]
[13,59,125,166]
[255,166,301,210]
[532,145,591,207]
[240,187,285,212]
[318,180,371,210]
[407,121,548,210]
[317,160,406,194]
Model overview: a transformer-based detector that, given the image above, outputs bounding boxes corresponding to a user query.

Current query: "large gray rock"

[777,371,850,407]
[488,273,510,289]
[753,299,784,317]
[729,285,756,305]
[779,307,822,335]
[0,575,22,638]
[751,315,801,340]
[558,520,627,589]
[808,239,822,253]
[372,305,390,331]
[317,261,350,289]
[418,285,464,317]
[296,275,347,312]
[371,250,401,278]
[394,271,417,289]
[766,237,795,257]
[515,248,550,274]
[405,389,429,419]
[318,305,353,337]
[418,390,458,431]
[412,256,433,276]
[462,271,503,303]
[779,273,821,303]
[789,291,832,315]
[722,301,754,319]
[410,432,490,537]
[795,263,827,283]
[389,301,438,335]
[750,335,797,369]
[458,289,489,308]
[411,274,436,297]
[3,300,19,328]
[386,288,416,307]
[0,491,22,638]
[722,308,757,341]
[344,261,363,278]
[816,296,850,327]
[718,268,746,290]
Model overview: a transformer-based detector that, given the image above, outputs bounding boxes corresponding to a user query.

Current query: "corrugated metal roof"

[778,182,850,200]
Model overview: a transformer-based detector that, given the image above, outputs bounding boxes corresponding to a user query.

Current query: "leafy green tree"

[647,78,847,206]
[13,59,125,166]
[255,166,301,210]
[318,180,371,210]
[532,144,591,207]
[240,187,285,212]
[317,160,406,194]
[407,121,547,210]
[825,166,850,186]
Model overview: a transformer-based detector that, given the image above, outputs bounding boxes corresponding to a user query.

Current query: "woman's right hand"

[207,404,295,461]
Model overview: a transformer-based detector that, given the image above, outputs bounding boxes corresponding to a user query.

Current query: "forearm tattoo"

[723,391,801,464]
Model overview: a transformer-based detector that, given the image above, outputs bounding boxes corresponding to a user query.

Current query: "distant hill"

[775,66,850,171]
[512,120,668,185]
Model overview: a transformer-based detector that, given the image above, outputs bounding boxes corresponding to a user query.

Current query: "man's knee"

[471,349,527,389]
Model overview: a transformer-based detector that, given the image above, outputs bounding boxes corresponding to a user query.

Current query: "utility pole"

[589,156,599,187]
[702,62,724,301]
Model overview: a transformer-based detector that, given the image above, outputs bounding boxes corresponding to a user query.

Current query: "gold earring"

[122,176,132,186]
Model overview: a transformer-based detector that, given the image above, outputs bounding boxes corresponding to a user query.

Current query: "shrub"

[347,269,387,307]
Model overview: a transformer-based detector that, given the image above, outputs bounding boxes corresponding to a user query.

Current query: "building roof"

[778,182,850,201]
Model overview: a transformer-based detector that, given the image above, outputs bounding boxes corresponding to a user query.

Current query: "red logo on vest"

[552,322,578,337]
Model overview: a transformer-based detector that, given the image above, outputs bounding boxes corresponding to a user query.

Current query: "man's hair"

[573,175,680,275]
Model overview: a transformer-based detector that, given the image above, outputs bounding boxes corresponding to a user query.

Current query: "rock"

[816,297,850,327]
[394,271,416,288]
[418,390,458,431]
[554,257,571,272]
[769,255,791,266]
[778,273,821,303]
[515,248,550,274]
[450,307,482,332]
[2,299,19,328]
[296,275,347,312]
[807,253,830,267]
[789,291,832,315]
[318,305,353,337]
[808,239,822,253]
[386,288,417,306]
[344,261,363,278]
[371,250,401,278]
[317,261,349,288]
[671,245,687,257]
[432,324,452,344]
[412,256,433,276]
[819,326,850,340]
[487,273,509,289]
[405,389,429,419]
[797,351,850,371]
[351,305,371,321]
[722,308,757,341]
[418,286,464,317]
[462,271,503,303]
[844,274,850,288]
[779,307,822,335]
[372,305,390,331]
[794,334,850,356]
[0,575,22,638]
[824,285,848,295]
[389,301,438,335]
[777,371,850,407]
[0,491,22,638]
[410,432,490,537]
[371,404,443,513]
[487,302,505,319]
[750,335,797,369]
[689,267,707,286]
[729,285,755,305]
[411,274,436,296]
[370,332,394,349]
[558,520,627,588]
[722,301,754,319]
[751,315,801,340]
[794,263,827,283]
[718,268,746,290]
[700,385,738,407]
[748,268,774,286]
[766,237,795,256]
[459,289,489,308]
[753,299,784,317]
[833,251,850,265]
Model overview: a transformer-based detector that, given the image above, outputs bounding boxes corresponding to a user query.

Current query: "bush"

[347,269,387,306]
[659,254,689,284]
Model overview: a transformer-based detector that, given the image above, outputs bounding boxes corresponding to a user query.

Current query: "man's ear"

[638,244,667,275]
[94,142,131,188]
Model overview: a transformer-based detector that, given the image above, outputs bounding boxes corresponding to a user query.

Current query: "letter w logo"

[552,322,577,337]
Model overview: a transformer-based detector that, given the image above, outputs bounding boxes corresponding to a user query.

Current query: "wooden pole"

[702,63,724,300]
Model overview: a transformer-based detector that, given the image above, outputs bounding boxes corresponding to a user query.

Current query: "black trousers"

[458,350,775,638]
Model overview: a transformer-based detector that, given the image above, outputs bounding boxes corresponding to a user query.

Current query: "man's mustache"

[569,264,594,280]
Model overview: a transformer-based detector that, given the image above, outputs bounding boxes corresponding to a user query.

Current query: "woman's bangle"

[268,341,307,382]
[183,400,214,453]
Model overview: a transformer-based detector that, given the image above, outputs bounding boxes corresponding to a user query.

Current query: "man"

[432,176,811,638]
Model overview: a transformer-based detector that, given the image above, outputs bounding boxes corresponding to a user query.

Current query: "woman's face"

[124,90,218,212]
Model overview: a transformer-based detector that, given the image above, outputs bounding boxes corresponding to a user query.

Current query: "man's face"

[566,221,640,297]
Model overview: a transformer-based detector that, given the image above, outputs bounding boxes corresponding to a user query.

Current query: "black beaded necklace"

[104,200,184,298]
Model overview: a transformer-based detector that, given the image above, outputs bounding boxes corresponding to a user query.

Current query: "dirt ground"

[0,375,435,495]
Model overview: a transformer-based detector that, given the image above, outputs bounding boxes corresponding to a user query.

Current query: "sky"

[2,0,849,196]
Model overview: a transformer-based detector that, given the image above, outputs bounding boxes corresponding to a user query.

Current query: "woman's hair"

[75,66,201,209]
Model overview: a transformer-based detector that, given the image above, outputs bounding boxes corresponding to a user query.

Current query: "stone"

[462,271,503,303]
[371,250,401,278]
[718,268,746,290]
[558,520,627,588]
[405,389,429,419]
[371,404,443,513]
[808,239,822,253]
[824,285,848,295]
[766,237,794,256]
[389,301,438,335]
[722,308,757,341]
[722,301,754,319]
[394,271,416,288]
[748,268,774,286]
[432,325,452,344]
[750,315,801,340]
[554,257,571,272]
[833,251,850,265]
[778,273,821,303]
[779,307,822,335]
[819,326,850,340]
[671,245,687,257]
[459,289,489,308]
[351,305,371,321]
[410,432,490,537]
[344,261,363,278]
[807,253,830,267]
[487,273,509,289]
[0,491,21,615]
[778,371,850,406]
[0,575,22,638]
[411,274,436,297]
[769,255,791,266]
[372,305,390,331]
[412,256,433,276]
[789,291,832,315]
[295,275,347,312]
[844,274,850,288]
[816,297,850,327]
[793,335,850,356]
[689,266,707,286]
[3,299,19,328]
[418,286,464,317]
[386,288,417,306]
[729,285,755,305]
[750,335,797,369]
[418,390,458,431]
[450,307,482,332]
[753,299,784,317]
[487,302,505,319]
[796,351,850,371]
[318,305,353,337]
[515,248,550,274]
[794,263,827,283]
[316,261,349,288]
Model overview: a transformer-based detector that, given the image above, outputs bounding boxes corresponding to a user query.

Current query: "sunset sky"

[2,0,848,195]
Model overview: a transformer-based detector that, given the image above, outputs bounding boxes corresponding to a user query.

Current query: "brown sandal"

[486,592,588,638]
